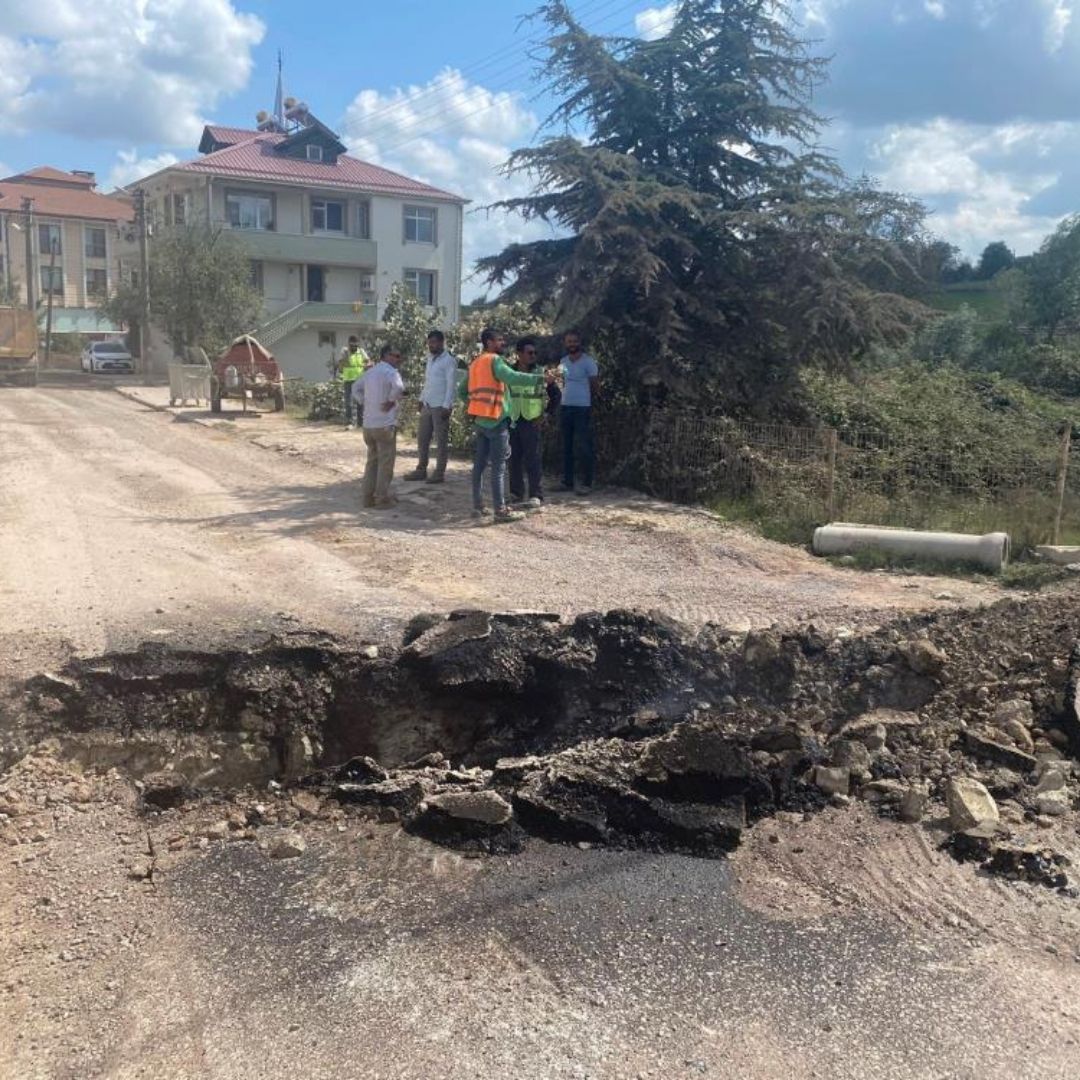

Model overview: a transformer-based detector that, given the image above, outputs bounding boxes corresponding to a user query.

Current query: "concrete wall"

[274,326,342,383]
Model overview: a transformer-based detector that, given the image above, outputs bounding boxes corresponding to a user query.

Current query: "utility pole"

[2,213,13,301]
[43,238,58,369]
[134,188,152,382]
[22,198,35,312]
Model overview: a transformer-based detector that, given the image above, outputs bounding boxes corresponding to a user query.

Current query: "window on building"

[404,269,436,306]
[84,227,107,260]
[85,268,108,299]
[169,193,187,226]
[249,260,263,294]
[40,266,64,296]
[356,200,371,240]
[311,199,344,232]
[225,190,274,230]
[318,331,337,348]
[404,205,437,244]
[38,223,62,256]
[306,144,324,162]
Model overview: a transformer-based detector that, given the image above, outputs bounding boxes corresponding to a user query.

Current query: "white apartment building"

[138,101,467,381]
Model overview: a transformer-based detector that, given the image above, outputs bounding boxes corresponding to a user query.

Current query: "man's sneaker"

[426,473,445,484]
[494,509,526,524]
[575,485,593,496]
[471,507,486,520]
[403,469,427,481]
[524,497,544,510]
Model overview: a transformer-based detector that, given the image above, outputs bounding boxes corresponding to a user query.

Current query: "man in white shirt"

[351,344,406,508]
[404,330,458,484]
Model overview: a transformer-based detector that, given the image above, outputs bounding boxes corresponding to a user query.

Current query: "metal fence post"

[824,427,839,522]
[1053,422,1072,545]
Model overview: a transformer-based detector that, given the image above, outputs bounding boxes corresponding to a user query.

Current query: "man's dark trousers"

[509,418,543,501]
[560,405,594,489]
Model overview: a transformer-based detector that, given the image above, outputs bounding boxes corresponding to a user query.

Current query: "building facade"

[0,167,135,335]
[138,103,467,381]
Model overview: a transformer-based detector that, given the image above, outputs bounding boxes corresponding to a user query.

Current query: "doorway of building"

[306,266,325,303]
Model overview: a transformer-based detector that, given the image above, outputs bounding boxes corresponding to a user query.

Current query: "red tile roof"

[0,167,133,223]
[174,133,466,203]
[200,125,262,151]
[14,166,96,187]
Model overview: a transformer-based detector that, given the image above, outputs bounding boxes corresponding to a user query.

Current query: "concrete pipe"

[812,523,1010,573]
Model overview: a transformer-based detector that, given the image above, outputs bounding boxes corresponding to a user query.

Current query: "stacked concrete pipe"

[813,523,1010,573]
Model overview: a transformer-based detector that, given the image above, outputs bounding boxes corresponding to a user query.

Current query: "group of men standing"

[340,328,599,522]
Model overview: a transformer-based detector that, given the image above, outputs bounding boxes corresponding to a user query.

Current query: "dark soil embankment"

[5,597,1080,872]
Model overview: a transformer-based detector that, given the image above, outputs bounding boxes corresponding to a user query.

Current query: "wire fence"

[541,406,1080,548]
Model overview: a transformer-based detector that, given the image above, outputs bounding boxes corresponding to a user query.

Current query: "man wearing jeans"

[507,337,546,507]
[459,328,545,524]
[352,344,405,509]
[558,331,600,495]
[404,330,457,484]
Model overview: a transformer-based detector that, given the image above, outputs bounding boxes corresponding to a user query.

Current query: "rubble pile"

[6,595,1080,886]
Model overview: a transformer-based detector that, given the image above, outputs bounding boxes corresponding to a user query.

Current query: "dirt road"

[5,377,1076,1080]
[0,376,998,678]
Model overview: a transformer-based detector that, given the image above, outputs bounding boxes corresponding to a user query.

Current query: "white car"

[82,340,134,374]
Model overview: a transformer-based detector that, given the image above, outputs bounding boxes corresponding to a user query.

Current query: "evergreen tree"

[479,0,927,410]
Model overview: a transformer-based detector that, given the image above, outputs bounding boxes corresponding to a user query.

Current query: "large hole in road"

[6,599,1080,863]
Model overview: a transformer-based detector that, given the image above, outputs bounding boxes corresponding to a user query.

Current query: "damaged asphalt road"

[5,596,1080,1077]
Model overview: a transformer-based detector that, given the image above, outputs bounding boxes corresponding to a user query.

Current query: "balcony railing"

[255,302,378,346]
[216,222,377,268]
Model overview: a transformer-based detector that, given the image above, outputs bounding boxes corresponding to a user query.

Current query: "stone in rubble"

[140,771,190,810]
[945,777,999,832]
[993,699,1035,730]
[333,777,425,818]
[1035,789,1070,817]
[813,766,850,798]
[996,717,1035,754]
[267,831,306,859]
[898,785,930,823]
[899,639,948,677]
[960,730,1037,774]
[290,791,323,819]
[492,756,544,786]
[426,790,513,826]
[333,756,389,785]
[830,739,872,780]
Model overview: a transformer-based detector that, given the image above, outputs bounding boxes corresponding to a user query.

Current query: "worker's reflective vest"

[508,376,544,422]
[467,353,506,420]
[341,348,367,382]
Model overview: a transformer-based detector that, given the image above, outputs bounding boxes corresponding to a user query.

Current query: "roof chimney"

[71,170,97,188]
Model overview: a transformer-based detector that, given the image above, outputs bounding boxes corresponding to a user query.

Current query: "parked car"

[210,335,285,412]
[81,340,134,374]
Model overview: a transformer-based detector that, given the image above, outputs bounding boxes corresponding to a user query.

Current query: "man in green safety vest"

[507,336,552,507]
[338,335,370,428]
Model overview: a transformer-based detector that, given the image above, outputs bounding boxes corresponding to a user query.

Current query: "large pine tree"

[479,0,928,410]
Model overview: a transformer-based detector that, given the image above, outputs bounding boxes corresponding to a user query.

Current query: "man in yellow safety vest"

[338,335,369,428]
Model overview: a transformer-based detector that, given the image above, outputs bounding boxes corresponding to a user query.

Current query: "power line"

[365,0,648,159]
[351,0,645,151]
[346,0,623,139]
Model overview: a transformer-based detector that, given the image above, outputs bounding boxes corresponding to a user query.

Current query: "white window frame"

[40,265,64,296]
[311,198,345,233]
[85,267,108,300]
[225,189,275,231]
[38,222,62,256]
[84,225,107,260]
[404,268,437,307]
[403,205,437,244]
[356,200,371,240]
[306,144,324,162]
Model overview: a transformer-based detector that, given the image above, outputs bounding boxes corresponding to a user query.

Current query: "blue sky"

[3,0,1079,297]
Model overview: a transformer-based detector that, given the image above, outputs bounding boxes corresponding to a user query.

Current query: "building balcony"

[220,225,376,268]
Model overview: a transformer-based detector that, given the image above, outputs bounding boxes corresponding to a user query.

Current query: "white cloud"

[342,69,555,302]
[0,0,264,144]
[872,118,1068,256]
[108,149,181,190]
[924,0,947,18]
[1040,0,1074,51]
[635,4,677,40]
